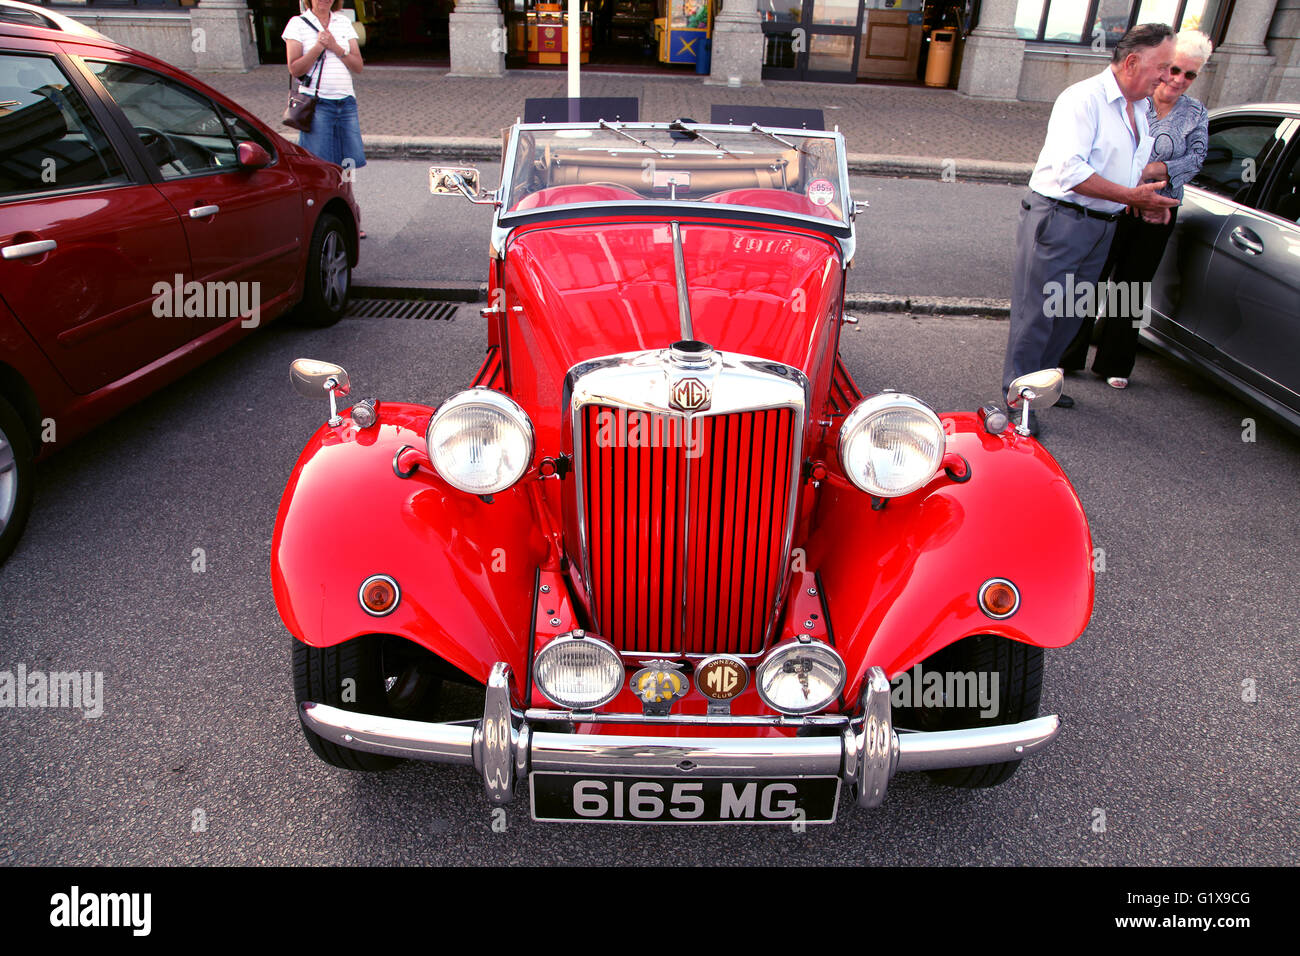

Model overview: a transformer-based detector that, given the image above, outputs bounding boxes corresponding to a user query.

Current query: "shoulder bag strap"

[293,15,325,93]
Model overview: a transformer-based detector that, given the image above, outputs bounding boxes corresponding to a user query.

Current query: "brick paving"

[197,65,1052,164]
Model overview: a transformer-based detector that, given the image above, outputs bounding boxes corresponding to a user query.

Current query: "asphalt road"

[2,304,1296,865]
[352,160,1022,300]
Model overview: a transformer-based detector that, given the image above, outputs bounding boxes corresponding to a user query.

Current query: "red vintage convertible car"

[274,120,1091,823]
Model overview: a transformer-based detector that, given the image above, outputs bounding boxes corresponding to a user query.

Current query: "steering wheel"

[170,135,222,170]
[134,125,221,173]
[133,125,178,169]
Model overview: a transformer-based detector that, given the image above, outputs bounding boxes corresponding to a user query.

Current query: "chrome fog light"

[534,632,624,710]
[756,639,846,715]
[426,388,534,495]
[839,393,945,497]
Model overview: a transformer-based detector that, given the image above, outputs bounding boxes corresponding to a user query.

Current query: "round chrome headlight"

[838,393,946,497]
[534,633,624,710]
[756,640,846,715]
[426,388,534,495]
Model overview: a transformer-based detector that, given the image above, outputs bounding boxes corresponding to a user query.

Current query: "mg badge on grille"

[631,661,691,716]
[696,655,748,714]
[670,377,710,412]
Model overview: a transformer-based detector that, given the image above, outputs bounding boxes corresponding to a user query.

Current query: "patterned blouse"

[1146,94,1209,202]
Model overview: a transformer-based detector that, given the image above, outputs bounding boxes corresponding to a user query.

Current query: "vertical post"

[568,0,581,102]
[449,0,507,77]
[1202,1,1278,108]
[1264,0,1300,102]
[707,0,764,86]
[193,0,260,72]
[955,0,1026,100]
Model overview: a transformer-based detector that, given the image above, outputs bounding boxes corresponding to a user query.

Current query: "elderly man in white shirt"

[1003,23,1180,434]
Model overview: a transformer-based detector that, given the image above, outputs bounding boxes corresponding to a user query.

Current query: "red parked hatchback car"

[0,0,359,562]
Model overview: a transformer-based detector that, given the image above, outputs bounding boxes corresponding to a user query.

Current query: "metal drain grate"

[346,298,458,321]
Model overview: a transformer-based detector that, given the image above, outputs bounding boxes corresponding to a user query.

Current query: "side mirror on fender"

[1006,368,1063,435]
[290,358,350,426]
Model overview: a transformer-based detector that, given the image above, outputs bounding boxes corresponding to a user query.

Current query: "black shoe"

[1005,406,1040,437]
[1056,393,1075,409]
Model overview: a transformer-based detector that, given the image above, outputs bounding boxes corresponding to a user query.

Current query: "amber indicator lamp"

[979,579,1019,619]
[359,574,400,616]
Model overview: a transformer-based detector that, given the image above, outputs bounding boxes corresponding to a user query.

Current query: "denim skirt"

[298,95,367,170]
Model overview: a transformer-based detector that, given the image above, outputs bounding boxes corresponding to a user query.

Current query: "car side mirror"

[238,141,272,169]
[1006,368,1063,435]
[429,165,498,205]
[291,358,350,426]
[430,165,479,195]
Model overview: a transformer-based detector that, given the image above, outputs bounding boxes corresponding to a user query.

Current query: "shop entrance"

[249,1,725,73]
[249,1,451,67]
[505,1,713,73]
[760,0,863,83]
[761,1,970,86]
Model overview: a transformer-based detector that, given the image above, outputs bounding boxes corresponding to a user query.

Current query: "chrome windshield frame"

[494,121,855,252]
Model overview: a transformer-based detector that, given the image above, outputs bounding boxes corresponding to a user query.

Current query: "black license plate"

[529,773,840,824]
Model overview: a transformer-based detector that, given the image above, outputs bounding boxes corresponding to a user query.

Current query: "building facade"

[31,0,1300,108]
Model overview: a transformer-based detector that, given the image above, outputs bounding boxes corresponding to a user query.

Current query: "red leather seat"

[515,183,645,210]
[701,188,840,220]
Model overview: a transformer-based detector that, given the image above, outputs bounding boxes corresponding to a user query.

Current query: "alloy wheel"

[320,231,349,313]
[0,426,16,533]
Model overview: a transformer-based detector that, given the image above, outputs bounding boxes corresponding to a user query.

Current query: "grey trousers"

[1003,191,1117,396]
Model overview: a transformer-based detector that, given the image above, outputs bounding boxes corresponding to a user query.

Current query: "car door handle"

[188,204,220,219]
[1229,226,1263,255]
[2,239,57,260]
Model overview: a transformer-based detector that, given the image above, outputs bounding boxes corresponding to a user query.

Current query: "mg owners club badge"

[631,661,691,716]
[695,655,748,714]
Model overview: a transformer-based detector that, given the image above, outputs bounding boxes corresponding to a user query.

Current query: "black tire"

[292,637,400,771]
[295,212,351,327]
[895,634,1043,789]
[0,394,35,566]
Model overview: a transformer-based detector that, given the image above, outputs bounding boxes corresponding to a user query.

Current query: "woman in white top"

[283,0,366,235]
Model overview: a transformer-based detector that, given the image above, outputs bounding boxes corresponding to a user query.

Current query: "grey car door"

[1193,117,1300,407]
[1149,114,1290,351]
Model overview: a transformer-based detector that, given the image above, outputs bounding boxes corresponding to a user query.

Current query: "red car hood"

[501,217,845,445]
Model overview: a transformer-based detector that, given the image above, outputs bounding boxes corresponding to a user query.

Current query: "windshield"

[502,124,849,224]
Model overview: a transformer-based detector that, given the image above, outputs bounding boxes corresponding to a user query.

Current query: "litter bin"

[695,36,711,75]
[924,29,955,88]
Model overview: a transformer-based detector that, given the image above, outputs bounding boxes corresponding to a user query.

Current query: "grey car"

[1146,103,1300,435]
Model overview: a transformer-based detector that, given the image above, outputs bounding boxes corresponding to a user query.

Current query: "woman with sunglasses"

[1060,29,1212,390]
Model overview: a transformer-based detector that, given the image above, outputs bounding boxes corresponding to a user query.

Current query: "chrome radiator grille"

[579,404,798,656]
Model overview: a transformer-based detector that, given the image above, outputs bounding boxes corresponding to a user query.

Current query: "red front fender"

[270,402,546,686]
[807,413,1094,700]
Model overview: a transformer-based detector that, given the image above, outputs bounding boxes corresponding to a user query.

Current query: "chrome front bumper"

[299,664,1061,810]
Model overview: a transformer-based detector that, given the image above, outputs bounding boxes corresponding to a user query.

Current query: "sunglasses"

[1168,66,1198,81]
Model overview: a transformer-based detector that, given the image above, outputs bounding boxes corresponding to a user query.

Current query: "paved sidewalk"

[197,65,1047,181]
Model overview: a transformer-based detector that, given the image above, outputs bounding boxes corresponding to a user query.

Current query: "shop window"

[756,0,801,25]
[1012,0,1225,46]
[36,3,189,9]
